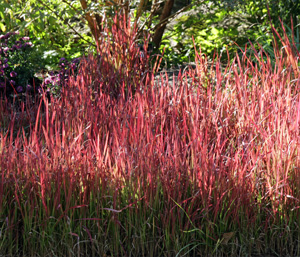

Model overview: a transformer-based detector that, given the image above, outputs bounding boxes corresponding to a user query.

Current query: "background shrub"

[0,31,43,96]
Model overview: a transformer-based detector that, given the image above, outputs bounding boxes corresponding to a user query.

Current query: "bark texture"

[152,0,175,48]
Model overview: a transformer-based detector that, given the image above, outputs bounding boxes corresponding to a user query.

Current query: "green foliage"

[0,0,93,70]
[159,0,299,67]
[159,1,269,66]
[0,32,43,93]
[0,0,299,71]
[268,0,300,27]
[243,21,300,70]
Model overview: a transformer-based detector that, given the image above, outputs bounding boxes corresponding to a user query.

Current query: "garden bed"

[1,16,300,257]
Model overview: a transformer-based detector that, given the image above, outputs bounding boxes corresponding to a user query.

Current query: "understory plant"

[241,17,300,72]
[0,31,43,96]
[0,14,300,257]
[41,57,81,97]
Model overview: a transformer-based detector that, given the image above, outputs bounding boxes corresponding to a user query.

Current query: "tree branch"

[35,0,94,46]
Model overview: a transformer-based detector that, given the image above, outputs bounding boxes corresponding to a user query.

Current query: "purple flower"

[9,32,18,36]
[10,80,15,85]
[44,77,52,85]
[26,84,32,91]
[3,47,9,52]
[10,71,17,77]
[72,58,80,63]
[22,42,32,48]
[16,86,23,92]
[0,81,5,88]
[3,63,8,69]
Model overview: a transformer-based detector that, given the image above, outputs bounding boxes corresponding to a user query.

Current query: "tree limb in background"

[79,0,131,45]
[152,3,193,30]
[137,0,161,38]
[36,0,197,52]
[35,0,93,45]
[151,0,206,48]
[79,0,102,44]
[136,0,148,21]
[152,0,174,48]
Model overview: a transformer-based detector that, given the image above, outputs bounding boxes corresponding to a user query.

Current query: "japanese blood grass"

[1,22,300,257]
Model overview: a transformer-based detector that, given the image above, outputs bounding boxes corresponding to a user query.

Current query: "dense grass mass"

[1,16,300,256]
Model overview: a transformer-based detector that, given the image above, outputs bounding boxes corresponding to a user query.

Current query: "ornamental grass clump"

[0,16,300,256]
[90,13,152,99]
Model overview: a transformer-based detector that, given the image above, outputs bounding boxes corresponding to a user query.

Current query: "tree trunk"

[152,0,175,48]
[136,0,148,21]
[79,0,101,43]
